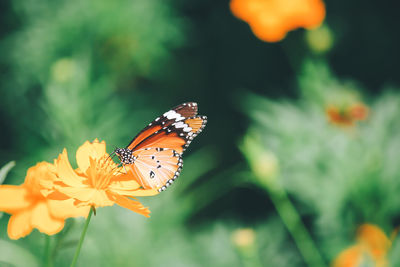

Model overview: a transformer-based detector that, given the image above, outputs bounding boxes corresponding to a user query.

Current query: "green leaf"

[0,240,39,267]
[0,161,16,219]
[0,161,16,185]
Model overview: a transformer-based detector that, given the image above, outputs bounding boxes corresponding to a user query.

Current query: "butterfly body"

[115,102,207,192]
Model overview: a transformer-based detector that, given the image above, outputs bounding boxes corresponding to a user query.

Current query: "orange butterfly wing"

[129,148,182,189]
[118,103,207,192]
[132,116,206,151]
[127,102,198,150]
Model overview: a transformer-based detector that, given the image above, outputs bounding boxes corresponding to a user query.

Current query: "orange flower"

[0,162,89,240]
[230,0,325,42]
[349,103,369,121]
[333,224,393,267]
[326,103,369,126]
[45,140,159,217]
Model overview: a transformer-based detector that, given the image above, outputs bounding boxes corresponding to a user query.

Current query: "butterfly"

[114,102,207,192]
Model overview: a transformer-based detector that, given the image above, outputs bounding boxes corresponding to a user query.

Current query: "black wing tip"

[183,101,197,105]
[181,102,198,107]
[199,115,207,131]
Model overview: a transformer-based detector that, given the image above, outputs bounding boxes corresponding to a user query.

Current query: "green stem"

[44,235,52,267]
[236,245,264,267]
[70,207,94,267]
[267,184,326,267]
[52,219,75,261]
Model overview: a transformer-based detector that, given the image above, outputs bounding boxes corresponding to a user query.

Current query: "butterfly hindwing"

[130,148,182,190]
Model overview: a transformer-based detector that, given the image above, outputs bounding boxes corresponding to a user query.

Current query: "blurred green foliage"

[242,61,400,265]
[0,0,185,179]
[0,0,399,266]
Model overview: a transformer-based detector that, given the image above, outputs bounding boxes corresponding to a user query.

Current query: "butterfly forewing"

[127,102,198,150]
[184,117,205,133]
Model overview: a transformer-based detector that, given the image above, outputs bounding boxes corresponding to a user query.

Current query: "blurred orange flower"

[45,140,159,217]
[0,162,89,240]
[326,103,369,126]
[230,0,326,42]
[333,224,393,267]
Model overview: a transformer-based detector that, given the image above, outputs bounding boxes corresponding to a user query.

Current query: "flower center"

[87,155,121,190]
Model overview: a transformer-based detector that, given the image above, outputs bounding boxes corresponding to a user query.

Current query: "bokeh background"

[1,0,400,266]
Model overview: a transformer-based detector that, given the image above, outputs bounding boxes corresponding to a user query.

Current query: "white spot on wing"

[173,121,186,128]
[183,126,192,132]
[163,110,185,121]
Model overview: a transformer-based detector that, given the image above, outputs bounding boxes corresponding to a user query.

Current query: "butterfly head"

[114,148,135,164]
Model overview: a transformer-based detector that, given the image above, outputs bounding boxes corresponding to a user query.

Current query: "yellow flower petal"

[24,162,56,194]
[76,139,107,173]
[42,190,71,200]
[31,202,64,235]
[55,149,86,187]
[108,179,140,191]
[47,199,90,219]
[7,210,34,240]
[48,139,158,215]
[111,187,160,197]
[0,185,31,213]
[55,186,114,207]
[113,194,151,217]
[90,190,116,207]
[109,173,160,196]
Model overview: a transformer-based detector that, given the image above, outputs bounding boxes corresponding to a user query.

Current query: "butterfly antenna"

[106,151,114,161]
[107,149,119,165]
